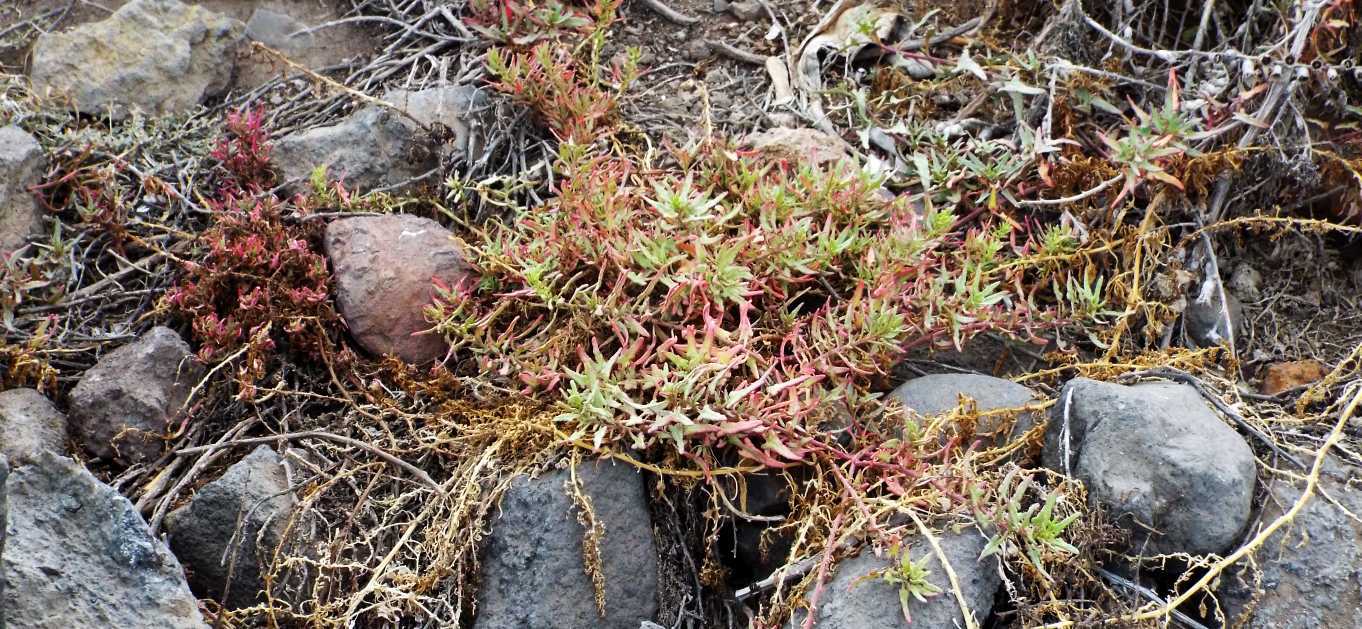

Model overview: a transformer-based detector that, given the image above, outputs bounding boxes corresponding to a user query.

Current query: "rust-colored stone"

[1260,359,1328,396]
[324,214,472,364]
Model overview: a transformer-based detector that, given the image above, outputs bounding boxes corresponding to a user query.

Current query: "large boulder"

[272,107,437,194]
[787,528,1000,629]
[324,214,472,364]
[888,373,1041,447]
[475,459,660,629]
[29,0,245,119]
[1,452,206,628]
[0,388,67,465]
[68,326,204,464]
[1218,457,1362,628]
[166,445,298,609]
[0,126,46,256]
[1043,378,1256,555]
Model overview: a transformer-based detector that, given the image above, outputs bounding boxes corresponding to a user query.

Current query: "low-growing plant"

[428,42,1066,468]
[0,315,58,391]
[164,107,338,395]
[973,469,1081,581]
[36,151,133,248]
[486,39,637,143]
[211,107,274,188]
[1099,72,1200,205]
[165,192,333,362]
[467,0,604,45]
[871,542,944,623]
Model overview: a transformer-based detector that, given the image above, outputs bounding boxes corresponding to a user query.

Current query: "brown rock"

[0,388,67,465]
[324,215,472,364]
[68,326,203,464]
[742,127,853,169]
[1260,359,1327,396]
[683,39,711,61]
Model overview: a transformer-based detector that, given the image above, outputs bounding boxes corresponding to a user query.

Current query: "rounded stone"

[1043,378,1257,555]
[324,214,473,364]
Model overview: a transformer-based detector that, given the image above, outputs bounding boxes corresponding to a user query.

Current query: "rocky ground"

[1,0,1362,628]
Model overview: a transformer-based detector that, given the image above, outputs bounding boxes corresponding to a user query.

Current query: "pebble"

[728,0,763,21]
[684,39,711,61]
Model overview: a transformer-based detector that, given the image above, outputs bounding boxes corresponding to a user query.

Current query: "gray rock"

[475,459,660,629]
[728,0,763,20]
[888,373,1040,447]
[383,85,490,160]
[0,388,67,465]
[244,8,313,53]
[166,445,297,609]
[1,455,7,629]
[68,326,204,464]
[891,55,937,79]
[29,0,245,120]
[787,528,999,629]
[232,5,378,90]
[1228,264,1263,301]
[0,126,46,256]
[1,452,206,628]
[272,106,437,194]
[1218,457,1362,628]
[1043,378,1256,555]
[324,214,472,364]
[683,40,711,61]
